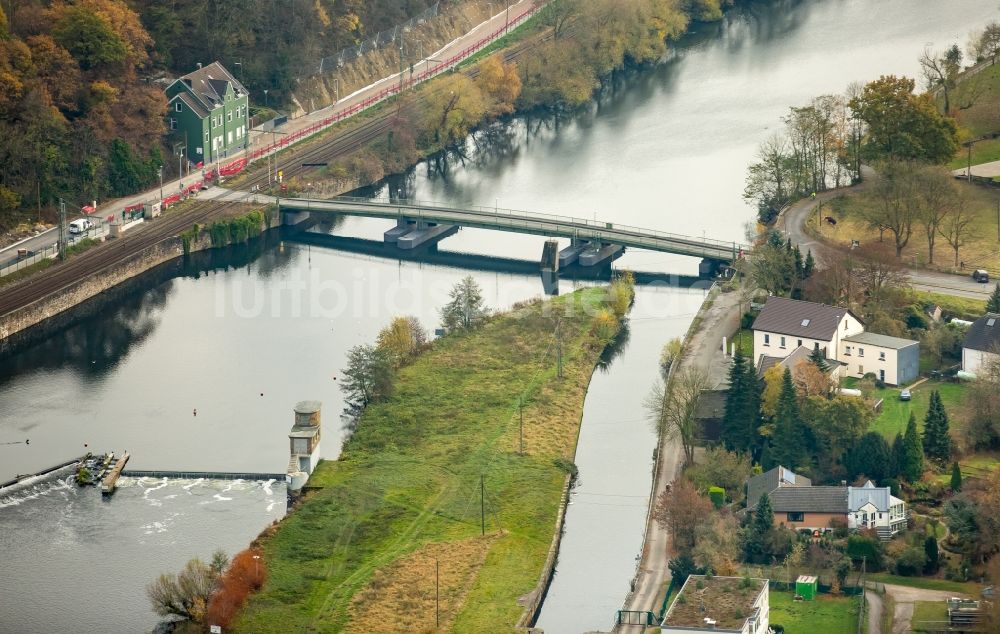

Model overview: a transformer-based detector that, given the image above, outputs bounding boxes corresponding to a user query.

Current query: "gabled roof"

[770,486,849,514]
[752,297,862,340]
[169,91,209,119]
[747,465,810,509]
[847,481,891,512]
[963,313,1000,353]
[844,332,918,350]
[756,346,838,378]
[168,61,247,116]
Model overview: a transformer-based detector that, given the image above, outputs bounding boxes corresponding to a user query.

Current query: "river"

[0,0,995,631]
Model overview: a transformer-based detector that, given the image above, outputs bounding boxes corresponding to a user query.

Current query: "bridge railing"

[286,196,751,255]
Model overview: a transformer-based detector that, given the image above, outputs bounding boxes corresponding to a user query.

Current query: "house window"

[175,102,182,112]
[168,118,176,130]
[786,512,804,522]
[780,336,786,348]
[227,111,233,123]
[764,334,770,346]
[844,346,852,356]
[797,339,803,347]
[879,352,886,361]
[859,348,865,357]
[858,364,863,374]
[814,342,819,350]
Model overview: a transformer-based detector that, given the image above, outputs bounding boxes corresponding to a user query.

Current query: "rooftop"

[295,400,322,414]
[746,465,810,509]
[843,331,918,350]
[769,486,848,513]
[663,575,768,630]
[752,296,861,340]
[963,313,1000,353]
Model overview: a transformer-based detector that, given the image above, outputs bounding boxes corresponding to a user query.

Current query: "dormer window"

[175,102,182,112]
[801,319,810,327]
[989,318,996,327]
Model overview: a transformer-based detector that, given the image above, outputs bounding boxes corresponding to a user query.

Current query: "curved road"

[782,186,992,300]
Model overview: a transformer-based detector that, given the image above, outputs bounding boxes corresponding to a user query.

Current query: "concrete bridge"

[279,197,747,271]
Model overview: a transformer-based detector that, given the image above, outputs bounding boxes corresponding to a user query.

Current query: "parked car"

[900,389,911,401]
[68,218,94,234]
[973,269,989,283]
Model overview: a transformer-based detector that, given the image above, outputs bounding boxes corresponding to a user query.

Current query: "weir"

[121,470,287,481]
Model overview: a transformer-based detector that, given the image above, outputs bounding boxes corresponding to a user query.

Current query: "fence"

[248,5,538,165]
[312,3,441,77]
[0,225,112,279]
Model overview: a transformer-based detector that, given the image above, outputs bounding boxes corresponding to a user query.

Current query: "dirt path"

[867,588,884,634]
[872,583,971,634]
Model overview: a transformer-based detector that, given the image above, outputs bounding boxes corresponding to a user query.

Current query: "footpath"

[617,284,742,631]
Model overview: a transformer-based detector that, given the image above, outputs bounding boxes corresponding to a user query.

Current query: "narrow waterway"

[0,0,995,631]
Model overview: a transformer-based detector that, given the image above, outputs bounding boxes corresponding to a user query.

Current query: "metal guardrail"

[281,197,748,261]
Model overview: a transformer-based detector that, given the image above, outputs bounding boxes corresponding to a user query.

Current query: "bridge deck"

[279,197,745,262]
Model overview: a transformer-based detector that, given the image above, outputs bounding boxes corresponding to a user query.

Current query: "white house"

[661,575,769,634]
[962,313,1000,375]
[752,297,919,386]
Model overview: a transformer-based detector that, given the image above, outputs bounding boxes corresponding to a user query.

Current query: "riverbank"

[0,202,272,350]
[619,284,742,629]
[233,287,619,632]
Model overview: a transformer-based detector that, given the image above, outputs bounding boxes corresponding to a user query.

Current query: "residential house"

[962,313,1000,375]
[164,62,250,167]
[661,575,769,634]
[747,466,907,540]
[751,297,918,386]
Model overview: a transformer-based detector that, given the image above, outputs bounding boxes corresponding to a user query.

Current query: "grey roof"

[757,346,838,378]
[757,354,783,377]
[963,313,1000,353]
[173,61,248,114]
[752,297,862,340]
[170,91,209,118]
[747,466,811,509]
[847,481,891,512]
[288,428,319,438]
[770,486,849,513]
[843,332,918,350]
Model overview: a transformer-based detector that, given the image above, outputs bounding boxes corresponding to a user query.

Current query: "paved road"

[782,188,992,300]
[618,286,742,631]
[0,0,538,266]
[866,587,884,634]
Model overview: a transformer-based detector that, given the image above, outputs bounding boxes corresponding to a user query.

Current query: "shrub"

[893,546,927,576]
[708,486,725,509]
[590,309,619,343]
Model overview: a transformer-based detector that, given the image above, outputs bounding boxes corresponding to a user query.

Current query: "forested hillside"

[0,0,445,231]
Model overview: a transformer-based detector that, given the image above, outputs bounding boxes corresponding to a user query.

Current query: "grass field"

[910,290,986,322]
[868,573,981,595]
[912,600,948,633]
[767,591,860,633]
[235,288,614,633]
[866,380,967,439]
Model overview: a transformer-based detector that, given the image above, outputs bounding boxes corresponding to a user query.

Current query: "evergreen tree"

[808,346,828,372]
[723,349,750,451]
[988,283,1000,313]
[924,535,939,574]
[743,493,775,564]
[847,432,891,481]
[803,250,815,278]
[891,433,906,479]
[793,245,804,279]
[950,461,963,492]
[922,390,952,462]
[771,368,808,470]
[902,412,924,482]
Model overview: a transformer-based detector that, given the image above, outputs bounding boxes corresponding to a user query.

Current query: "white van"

[68,218,94,234]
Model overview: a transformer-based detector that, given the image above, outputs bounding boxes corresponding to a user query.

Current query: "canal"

[0,0,995,631]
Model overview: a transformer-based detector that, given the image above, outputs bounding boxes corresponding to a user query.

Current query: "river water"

[0,0,995,632]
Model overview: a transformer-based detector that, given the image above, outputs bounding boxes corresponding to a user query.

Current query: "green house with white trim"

[165,61,249,167]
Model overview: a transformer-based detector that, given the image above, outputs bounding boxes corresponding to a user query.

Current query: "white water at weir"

[0,473,286,633]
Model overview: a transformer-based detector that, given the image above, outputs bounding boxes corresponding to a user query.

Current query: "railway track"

[0,24,556,322]
[0,200,248,317]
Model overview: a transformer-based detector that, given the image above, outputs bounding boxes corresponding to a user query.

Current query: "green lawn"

[768,591,860,633]
[868,380,967,439]
[933,453,1000,485]
[235,288,614,633]
[734,328,753,359]
[910,291,985,322]
[868,573,981,595]
[912,601,948,633]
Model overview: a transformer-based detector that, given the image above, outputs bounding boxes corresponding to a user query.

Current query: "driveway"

[871,583,971,634]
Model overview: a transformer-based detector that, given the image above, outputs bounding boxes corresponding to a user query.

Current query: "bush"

[590,309,619,343]
[847,534,884,570]
[894,546,927,576]
[708,486,725,509]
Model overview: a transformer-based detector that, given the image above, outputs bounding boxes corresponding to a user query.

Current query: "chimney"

[196,62,202,69]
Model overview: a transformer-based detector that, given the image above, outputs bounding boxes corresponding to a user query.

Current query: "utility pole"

[505,0,510,33]
[159,165,163,202]
[480,474,485,536]
[996,200,999,242]
[519,396,524,455]
[435,559,440,629]
[555,320,563,379]
[57,198,67,260]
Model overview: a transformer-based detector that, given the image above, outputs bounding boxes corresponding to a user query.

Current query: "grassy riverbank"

[235,288,616,633]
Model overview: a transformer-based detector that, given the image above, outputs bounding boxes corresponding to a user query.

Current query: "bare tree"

[147,558,218,623]
[864,161,919,258]
[938,192,974,267]
[646,366,711,465]
[920,45,962,113]
[855,243,909,317]
[916,165,958,264]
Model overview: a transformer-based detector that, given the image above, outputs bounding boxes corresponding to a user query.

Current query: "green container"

[795,575,817,601]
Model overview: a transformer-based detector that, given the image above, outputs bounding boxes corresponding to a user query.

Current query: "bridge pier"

[699,258,725,278]
[578,243,624,267]
[541,239,560,296]
[384,219,459,250]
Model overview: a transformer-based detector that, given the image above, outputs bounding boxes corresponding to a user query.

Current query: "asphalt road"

[782,189,993,300]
